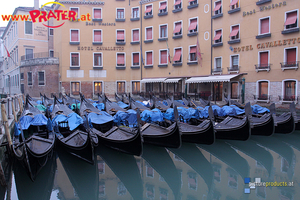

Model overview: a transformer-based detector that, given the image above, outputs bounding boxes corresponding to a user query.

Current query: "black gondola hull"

[251,114,275,136]
[215,118,251,141]
[275,113,295,134]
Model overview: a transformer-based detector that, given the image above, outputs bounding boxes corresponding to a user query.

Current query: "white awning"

[186,74,241,83]
[164,78,181,83]
[141,78,166,83]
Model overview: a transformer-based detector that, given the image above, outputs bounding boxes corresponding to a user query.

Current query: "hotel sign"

[243,1,286,17]
[77,46,124,51]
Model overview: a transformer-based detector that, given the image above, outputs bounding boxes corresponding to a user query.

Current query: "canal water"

[1,131,300,200]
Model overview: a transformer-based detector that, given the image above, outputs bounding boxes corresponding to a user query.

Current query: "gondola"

[152,96,170,112]
[51,96,96,164]
[270,103,295,134]
[129,96,150,111]
[12,96,55,181]
[140,106,182,148]
[212,102,251,141]
[80,94,142,156]
[122,93,130,104]
[103,94,127,115]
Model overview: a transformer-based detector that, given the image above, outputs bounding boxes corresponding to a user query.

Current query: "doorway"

[212,82,223,101]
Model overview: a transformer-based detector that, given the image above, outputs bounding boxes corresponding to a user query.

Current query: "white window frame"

[188,17,198,33]
[131,28,140,42]
[214,29,222,44]
[281,79,298,100]
[146,164,154,178]
[70,52,80,67]
[145,4,153,16]
[49,49,54,57]
[258,16,270,35]
[214,0,222,15]
[173,47,183,63]
[131,52,140,66]
[284,46,298,63]
[69,7,80,19]
[116,29,126,42]
[116,52,126,66]
[131,7,139,18]
[258,50,270,66]
[145,50,154,66]
[214,56,222,70]
[116,80,126,94]
[159,49,168,65]
[173,20,183,36]
[93,52,103,67]
[70,29,80,42]
[189,0,198,6]
[159,1,168,13]
[25,48,34,60]
[70,81,81,95]
[38,70,45,86]
[159,24,168,39]
[49,28,54,36]
[230,0,239,10]
[284,9,299,30]
[93,81,104,95]
[24,21,33,35]
[188,45,197,62]
[174,0,182,9]
[93,29,102,42]
[230,24,240,40]
[256,80,270,98]
[116,8,125,19]
[230,54,239,69]
[145,26,153,41]
[92,7,102,19]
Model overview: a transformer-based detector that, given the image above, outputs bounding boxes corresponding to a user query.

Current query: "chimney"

[34,0,39,10]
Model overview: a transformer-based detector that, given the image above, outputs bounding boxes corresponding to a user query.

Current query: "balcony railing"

[280,61,299,71]
[21,52,58,61]
[278,95,299,104]
[212,67,222,75]
[255,64,271,72]
[227,66,240,73]
[254,94,272,103]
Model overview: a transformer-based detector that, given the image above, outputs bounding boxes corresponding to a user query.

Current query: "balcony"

[280,61,299,71]
[212,67,222,75]
[227,66,240,74]
[254,94,272,103]
[255,64,271,72]
[20,52,59,67]
[278,95,299,104]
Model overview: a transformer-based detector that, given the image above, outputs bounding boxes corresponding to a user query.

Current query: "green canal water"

[1,131,300,200]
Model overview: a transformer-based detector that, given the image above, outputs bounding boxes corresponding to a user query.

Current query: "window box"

[131,66,140,69]
[116,42,126,45]
[144,65,153,68]
[212,13,223,19]
[255,64,271,72]
[158,12,168,16]
[158,64,168,68]
[93,66,103,70]
[256,33,271,39]
[116,18,125,22]
[130,18,140,21]
[92,18,102,22]
[172,8,182,13]
[144,15,153,19]
[187,62,197,65]
[256,0,271,5]
[173,35,182,39]
[212,43,223,47]
[228,7,240,14]
[93,42,103,45]
[228,39,240,44]
[158,38,168,41]
[188,4,198,9]
[131,41,140,45]
[116,66,126,70]
[173,63,182,67]
[70,66,80,70]
[144,40,153,43]
[281,28,300,34]
[69,41,80,45]
[187,32,198,37]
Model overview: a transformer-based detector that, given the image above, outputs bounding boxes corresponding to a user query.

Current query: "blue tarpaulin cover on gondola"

[93,103,105,111]
[136,101,147,107]
[36,100,43,105]
[143,101,151,108]
[141,108,164,122]
[164,108,174,121]
[196,106,209,118]
[88,111,114,125]
[251,104,270,114]
[19,114,48,130]
[117,101,129,109]
[113,111,128,126]
[230,105,245,115]
[35,104,46,111]
[221,106,237,116]
[176,100,186,106]
[71,103,80,110]
[177,107,191,122]
[188,108,200,119]
[14,123,21,136]
[126,109,138,126]
[52,113,83,131]
[211,105,223,116]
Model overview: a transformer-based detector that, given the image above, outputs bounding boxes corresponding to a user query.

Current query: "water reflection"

[2,131,300,200]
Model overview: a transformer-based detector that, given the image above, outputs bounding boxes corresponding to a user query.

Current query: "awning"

[188,21,197,31]
[284,12,297,26]
[186,74,241,83]
[145,7,152,13]
[174,0,181,6]
[230,0,238,6]
[141,78,166,83]
[213,31,222,40]
[164,78,181,83]
[159,3,167,10]
[213,3,221,11]
[229,27,239,37]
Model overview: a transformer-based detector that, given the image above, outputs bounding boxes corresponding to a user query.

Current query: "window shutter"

[146,52,152,65]
[260,18,269,34]
[161,50,167,64]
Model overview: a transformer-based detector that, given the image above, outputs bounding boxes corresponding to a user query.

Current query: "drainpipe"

[140,2,143,81]
[210,0,213,76]
[242,77,245,104]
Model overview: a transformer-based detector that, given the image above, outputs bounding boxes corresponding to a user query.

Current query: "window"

[188,18,197,33]
[145,5,152,16]
[174,0,182,9]
[145,51,153,66]
[99,181,105,197]
[231,82,238,99]
[70,53,79,66]
[214,29,222,43]
[230,25,239,40]
[93,30,102,42]
[70,7,79,19]
[117,30,125,42]
[258,81,268,100]
[93,8,102,19]
[49,28,53,36]
[159,188,168,200]
[132,29,139,42]
[159,2,167,13]
[189,46,197,62]
[117,81,125,94]
[159,24,168,38]
[94,82,102,95]
[231,55,239,69]
[27,72,32,86]
[38,71,45,86]
[215,57,222,71]
[259,51,269,68]
[259,17,270,35]
[21,84,24,94]
[284,10,298,29]
[228,173,238,188]
[117,8,125,19]
[146,163,154,177]
[93,53,102,67]
[173,21,182,36]
[189,83,197,93]
[118,182,126,196]
[70,29,79,42]
[281,158,289,173]
[20,73,24,80]
[25,49,33,60]
[173,48,182,63]
[213,166,221,182]
[189,0,197,6]
[132,52,140,66]
[117,53,125,66]
[283,80,297,101]
[214,1,222,15]
[71,82,80,95]
[146,184,155,199]
[25,21,32,34]
[188,172,197,190]
[132,81,140,94]
[49,50,54,57]
[132,7,139,18]
[160,49,168,64]
[284,48,297,67]
[145,27,153,40]
[230,0,239,10]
